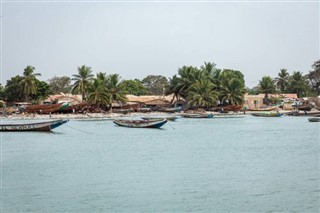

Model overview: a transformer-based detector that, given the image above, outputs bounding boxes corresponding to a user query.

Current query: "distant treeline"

[0,60,319,109]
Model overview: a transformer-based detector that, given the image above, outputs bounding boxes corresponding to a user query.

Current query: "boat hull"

[142,116,177,121]
[182,113,214,118]
[0,119,69,131]
[308,118,320,122]
[251,113,283,117]
[113,119,167,128]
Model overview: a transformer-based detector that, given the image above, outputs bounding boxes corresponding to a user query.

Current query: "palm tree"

[275,69,289,93]
[288,71,309,97]
[259,76,276,104]
[20,65,41,101]
[106,74,128,112]
[187,79,218,108]
[200,61,217,78]
[71,65,94,101]
[87,78,110,109]
[165,75,183,105]
[219,78,245,106]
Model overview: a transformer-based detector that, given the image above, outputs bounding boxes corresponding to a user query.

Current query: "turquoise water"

[1,116,319,212]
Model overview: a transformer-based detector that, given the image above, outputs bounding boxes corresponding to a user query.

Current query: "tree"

[48,76,71,94]
[275,69,289,93]
[71,65,94,101]
[121,79,147,96]
[87,78,110,109]
[219,78,245,106]
[105,74,128,112]
[187,79,218,108]
[142,75,168,95]
[259,76,276,104]
[4,76,25,102]
[20,65,41,101]
[30,80,52,103]
[287,71,309,98]
[307,59,320,96]
[0,84,5,100]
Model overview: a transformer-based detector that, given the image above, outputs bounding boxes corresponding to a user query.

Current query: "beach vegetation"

[258,76,276,104]
[275,69,290,93]
[48,76,71,94]
[20,66,41,101]
[105,74,128,112]
[121,79,148,96]
[142,75,169,95]
[71,65,94,101]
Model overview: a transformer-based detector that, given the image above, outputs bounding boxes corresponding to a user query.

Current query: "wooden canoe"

[251,112,283,117]
[308,117,320,122]
[142,116,178,121]
[25,103,63,114]
[113,119,167,128]
[182,113,214,118]
[0,119,69,131]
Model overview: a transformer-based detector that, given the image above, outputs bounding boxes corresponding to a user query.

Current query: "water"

[1,116,319,212]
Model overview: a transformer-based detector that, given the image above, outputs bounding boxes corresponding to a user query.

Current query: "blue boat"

[0,119,69,131]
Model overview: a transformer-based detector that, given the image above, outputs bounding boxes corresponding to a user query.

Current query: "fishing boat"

[157,107,182,113]
[214,114,245,118]
[247,106,277,112]
[0,119,69,131]
[113,119,167,128]
[25,103,63,114]
[182,113,214,118]
[285,111,320,117]
[251,112,283,117]
[308,117,320,122]
[142,116,178,121]
[57,102,87,113]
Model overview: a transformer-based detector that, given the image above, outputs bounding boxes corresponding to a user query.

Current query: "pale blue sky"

[1,1,319,87]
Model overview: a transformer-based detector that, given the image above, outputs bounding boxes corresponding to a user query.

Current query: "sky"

[1,0,319,88]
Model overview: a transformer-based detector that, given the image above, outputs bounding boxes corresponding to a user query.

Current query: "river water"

[1,115,319,212]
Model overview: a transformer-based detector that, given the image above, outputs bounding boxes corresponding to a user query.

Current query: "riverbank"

[2,109,319,120]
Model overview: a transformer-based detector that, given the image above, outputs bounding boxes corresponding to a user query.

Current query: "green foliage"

[307,59,320,96]
[121,79,147,96]
[166,62,246,109]
[0,84,5,100]
[87,78,110,108]
[275,69,289,93]
[71,65,94,101]
[287,71,309,98]
[105,74,128,111]
[259,76,276,97]
[187,79,218,108]
[4,75,25,102]
[20,65,41,101]
[30,80,53,103]
[48,76,71,94]
[142,75,169,95]
[219,78,245,105]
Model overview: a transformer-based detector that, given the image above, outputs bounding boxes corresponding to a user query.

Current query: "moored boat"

[157,107,182,113]
[251,112,283,117]
[142,116,178,121]
[113,119,167,128]
[308,117,320,122]
[247,106,277,112]
[182,113,214,118]
[25,103,63,114]
[214,114,245,118]
[0,119,69,131]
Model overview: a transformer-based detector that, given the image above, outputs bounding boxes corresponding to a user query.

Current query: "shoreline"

[1,109,319,120]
